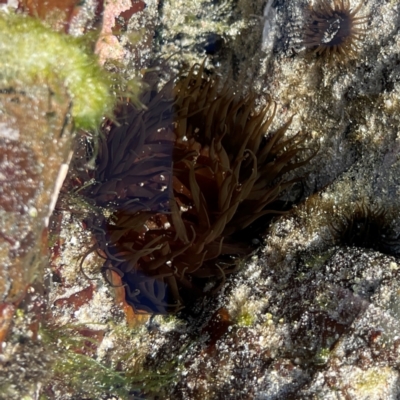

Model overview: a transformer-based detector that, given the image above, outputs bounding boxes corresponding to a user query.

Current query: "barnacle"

[329,202,400,255]
[83,64,316,313]
[303,0,368,64]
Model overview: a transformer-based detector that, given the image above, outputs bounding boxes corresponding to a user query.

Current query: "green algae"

[237,311,256,327]
[354,367,393,395]
[39,323,182,399]
[0,12,114,130]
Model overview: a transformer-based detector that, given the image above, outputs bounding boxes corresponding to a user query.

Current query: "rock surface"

[2,0,400,399]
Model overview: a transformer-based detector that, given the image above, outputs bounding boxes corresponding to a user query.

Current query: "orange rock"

[109,270,149,327]
[0,84,74,335]
[0,304,15,347]
[20,0,84,31]
[54,284,95,310]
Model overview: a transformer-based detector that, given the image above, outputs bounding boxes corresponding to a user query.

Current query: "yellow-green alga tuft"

[0,12,114,130]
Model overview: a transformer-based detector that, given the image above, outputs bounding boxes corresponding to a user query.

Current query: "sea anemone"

[82,64,316,313]
[303,0,368,64]
[329,202,400,255]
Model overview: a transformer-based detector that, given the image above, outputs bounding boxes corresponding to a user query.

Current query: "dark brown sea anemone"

[303,0,368,64]
[82,64,316,313]
[329,202,400,255]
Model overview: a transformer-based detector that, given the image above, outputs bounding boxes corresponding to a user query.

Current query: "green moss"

[0,12,114,129]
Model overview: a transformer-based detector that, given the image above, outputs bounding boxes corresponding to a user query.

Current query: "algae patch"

[0,12,113,129]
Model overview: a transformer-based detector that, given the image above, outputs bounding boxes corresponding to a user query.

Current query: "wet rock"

[0,84,73,309]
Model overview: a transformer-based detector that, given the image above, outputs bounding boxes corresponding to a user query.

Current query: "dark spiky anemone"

[82,64,316,314]
[303,0,368,64]
[329,202,400,255]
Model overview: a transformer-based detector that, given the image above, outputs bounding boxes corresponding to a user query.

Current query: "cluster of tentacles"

[80,64,316,313]
[303,0,368,64]
[329,202,400,256]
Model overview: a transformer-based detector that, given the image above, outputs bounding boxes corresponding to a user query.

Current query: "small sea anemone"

[329,202,400,255]
[82,64,316,313]
[303,0,368,64]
